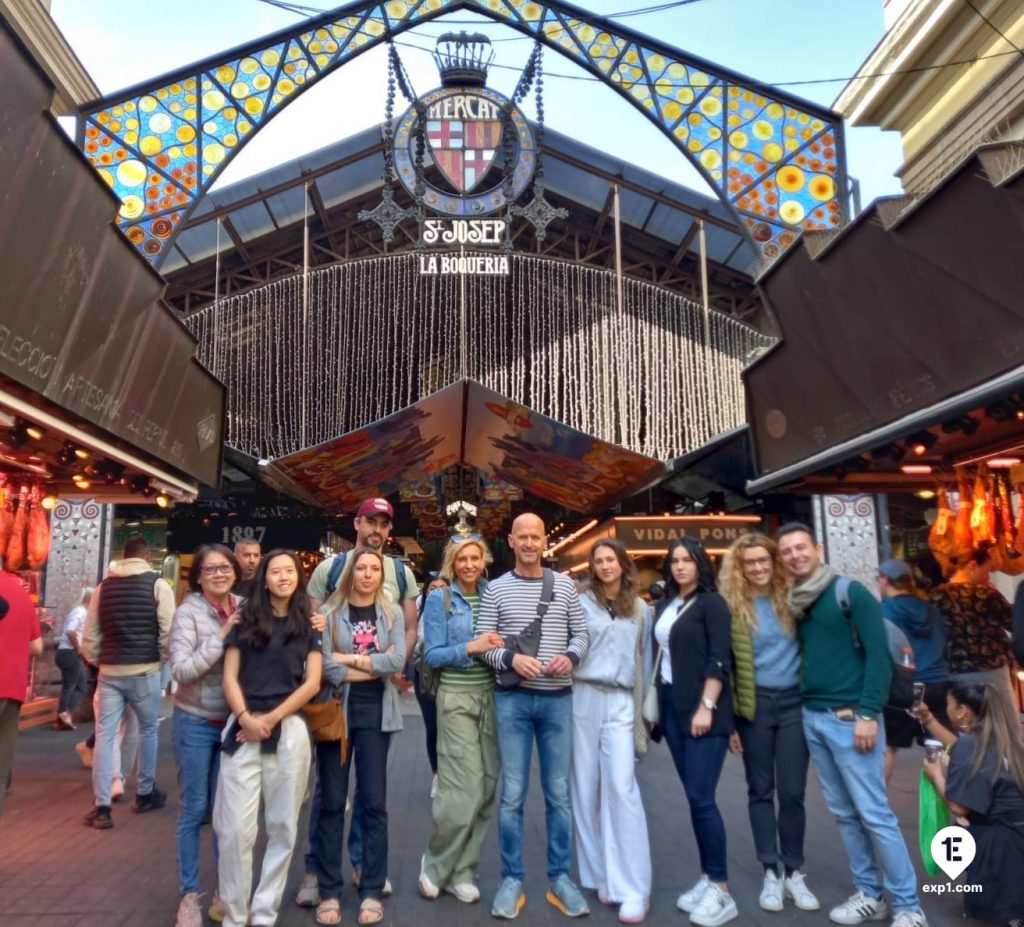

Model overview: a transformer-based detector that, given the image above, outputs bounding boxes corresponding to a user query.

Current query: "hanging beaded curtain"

[185,254,773,462]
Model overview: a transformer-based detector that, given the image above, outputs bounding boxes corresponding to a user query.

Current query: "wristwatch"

[701,697,717,711]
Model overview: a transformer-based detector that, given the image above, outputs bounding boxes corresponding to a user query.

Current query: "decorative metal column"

[812,494,881,593]
[42,499,113,633]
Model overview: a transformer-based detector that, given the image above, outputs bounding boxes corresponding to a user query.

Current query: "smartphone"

[912,682,926,707]
[835,707,856,721]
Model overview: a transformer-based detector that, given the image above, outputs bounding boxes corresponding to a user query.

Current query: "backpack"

[325,550,408,601]
[835,577,916,711]
[416,587,451,699]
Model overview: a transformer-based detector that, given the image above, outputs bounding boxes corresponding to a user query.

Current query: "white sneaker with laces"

[829,890,890,925]
[759,871,783,912]
[445,882,480,903]
[689,883,738,927]
[784,871,820,911]
[418,856,439,899]
[676,875,710,913]
[890,912,928,927]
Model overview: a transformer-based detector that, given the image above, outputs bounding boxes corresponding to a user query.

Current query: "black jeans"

[413,666,438,774]
[311,728,392,900]
[659,682,729,882]
[55,649,85,715]
[735,685,809,873]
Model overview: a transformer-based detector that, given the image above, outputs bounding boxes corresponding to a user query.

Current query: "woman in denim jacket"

[417,536,503,905]
[309,547,405,927]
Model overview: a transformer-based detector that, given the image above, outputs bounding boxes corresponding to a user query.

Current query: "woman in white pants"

[214,550,322,927]
[571,537,653,924]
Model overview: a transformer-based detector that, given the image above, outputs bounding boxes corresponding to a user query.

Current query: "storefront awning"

[262,380,666,513]
[0,21,224,494]
[744,143,1024,494]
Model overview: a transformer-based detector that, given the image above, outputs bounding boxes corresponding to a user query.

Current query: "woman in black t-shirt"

[309,547,405,927]
[921,681,1024,923]
[213,550,322,927]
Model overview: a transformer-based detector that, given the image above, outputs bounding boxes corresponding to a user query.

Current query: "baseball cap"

[356,497,394,520]
[878,558,911,581]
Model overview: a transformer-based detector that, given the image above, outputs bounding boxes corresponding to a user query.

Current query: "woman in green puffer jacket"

[720,533,819,915]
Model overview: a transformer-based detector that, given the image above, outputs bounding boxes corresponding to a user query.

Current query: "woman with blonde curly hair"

[418,535,503,904]
[720,533,819,914]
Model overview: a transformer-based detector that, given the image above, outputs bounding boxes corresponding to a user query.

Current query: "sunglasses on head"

[451,532,482,543]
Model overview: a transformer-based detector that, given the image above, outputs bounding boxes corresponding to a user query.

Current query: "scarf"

[788,563,837,621]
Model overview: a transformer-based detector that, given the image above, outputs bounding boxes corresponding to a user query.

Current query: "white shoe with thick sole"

[676,875,710,913]
[689,884,738,927]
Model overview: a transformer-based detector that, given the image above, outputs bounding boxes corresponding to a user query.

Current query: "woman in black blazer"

[652,537,737,927]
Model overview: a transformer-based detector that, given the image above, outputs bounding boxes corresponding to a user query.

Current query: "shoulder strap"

[537,567,555,618]
[325,551,348,596]
[835,576,862,649]
[392,557,408,602]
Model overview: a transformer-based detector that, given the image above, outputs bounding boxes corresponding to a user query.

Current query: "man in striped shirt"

[477,513,590,920]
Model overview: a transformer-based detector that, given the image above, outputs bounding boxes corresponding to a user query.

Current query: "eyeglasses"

[200,564,234,576]
[451,533,482,543]
[742,557,773,568]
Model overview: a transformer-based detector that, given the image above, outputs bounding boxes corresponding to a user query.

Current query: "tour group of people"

[69,497,1024,927]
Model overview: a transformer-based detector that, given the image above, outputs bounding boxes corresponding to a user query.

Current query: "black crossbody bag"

[497,568,556,688]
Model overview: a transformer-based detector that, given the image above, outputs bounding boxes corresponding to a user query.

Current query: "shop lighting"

[908,431,938,456]
[128,475,149,494]
[40,493,58,510]
[983,400,1020,423]
[987,457,1021,468]
[74,446,89,460]
[544,518,599,556]
[7,422,29,447]
[25,424,44,440]
[156,492,170,509]
[901,464,933,475]
[57,443,77,466]
[73,478,91,490]
[870,443,906,463]
[916,490,936,500]
[140,483,157,498]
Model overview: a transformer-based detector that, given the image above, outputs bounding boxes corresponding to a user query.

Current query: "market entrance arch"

[77,0,847,271]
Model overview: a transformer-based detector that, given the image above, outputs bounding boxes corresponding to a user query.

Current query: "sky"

[50,0,905,207]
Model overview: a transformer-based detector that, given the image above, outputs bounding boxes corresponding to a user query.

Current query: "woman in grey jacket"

[168,544,242,927]
[310,547,406,927]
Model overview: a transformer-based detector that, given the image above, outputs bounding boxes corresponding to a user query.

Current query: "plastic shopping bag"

[919,772,949,876]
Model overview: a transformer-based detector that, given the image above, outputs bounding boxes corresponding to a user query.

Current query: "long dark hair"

[238,549,311,647]
[950,681,1024,791]
[187,544,239,592]
[663,537,717,598]
[583,538,642,618]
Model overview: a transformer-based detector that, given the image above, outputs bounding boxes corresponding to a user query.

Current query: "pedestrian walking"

[213,550,322,927]
[720,533,819,913]
[653,537,737,927]
[571,537,652,924]
[777,523,927,927]
[477,513,590,920]
[54,586,91,730]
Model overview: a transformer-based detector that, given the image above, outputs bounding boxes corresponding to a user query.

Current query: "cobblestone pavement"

[0,695,977,927]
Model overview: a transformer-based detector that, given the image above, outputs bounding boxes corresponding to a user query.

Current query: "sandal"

[296,873,320,907]
[316,898,342,926]
[358,899,384,925]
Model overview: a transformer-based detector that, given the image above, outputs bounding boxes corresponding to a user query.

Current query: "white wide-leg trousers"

[214,714,311,927]
[570,681,652,905]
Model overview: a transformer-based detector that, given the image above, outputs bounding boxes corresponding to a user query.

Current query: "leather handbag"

[497,569,556,688]
[641,645,663,726]
[301,688,348,761]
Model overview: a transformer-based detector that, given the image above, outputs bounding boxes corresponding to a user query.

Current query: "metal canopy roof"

[161,123,763,323]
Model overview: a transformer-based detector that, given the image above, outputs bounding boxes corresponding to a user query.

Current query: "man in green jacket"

[776,523,926,927]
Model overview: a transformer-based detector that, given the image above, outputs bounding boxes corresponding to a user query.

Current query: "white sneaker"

[110,778,124,802]
[676,875,710,913]
[430,773,439,798]
[759,871,783,912]
[829,891,890,925]
[445,882,480,903]
[418,856,439,899]
[689,884,738,927]
[784,871,820,911]
[891,913,927,927]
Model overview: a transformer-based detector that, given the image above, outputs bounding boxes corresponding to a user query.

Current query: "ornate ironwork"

[76,0,847,268]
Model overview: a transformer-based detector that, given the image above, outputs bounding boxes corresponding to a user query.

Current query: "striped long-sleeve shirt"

[477,570,589,692]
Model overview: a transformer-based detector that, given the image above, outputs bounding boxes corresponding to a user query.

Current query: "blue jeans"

[659,682,729,882]
[494,688,573,880]
[173,708,222,895]
[93,670,161,806]
[802,708,921,912]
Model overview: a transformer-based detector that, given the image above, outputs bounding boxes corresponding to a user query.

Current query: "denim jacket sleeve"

[423,588,473,670]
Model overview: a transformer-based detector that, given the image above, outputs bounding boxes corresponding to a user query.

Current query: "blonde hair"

[439,537,493,583]
[719,533,793,634]
[325,547,397,630]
